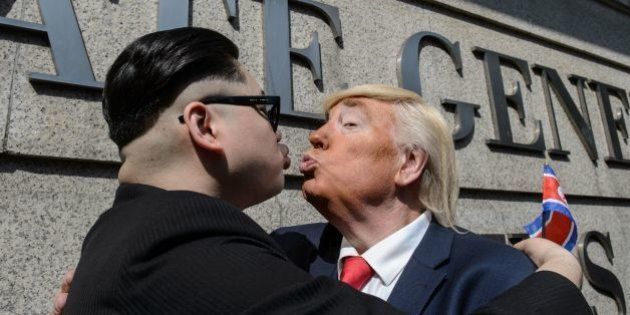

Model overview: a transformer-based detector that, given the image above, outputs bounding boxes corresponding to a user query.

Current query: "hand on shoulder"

[514,238,582,288]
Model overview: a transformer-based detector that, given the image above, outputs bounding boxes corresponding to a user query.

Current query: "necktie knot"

[340,256,374,291]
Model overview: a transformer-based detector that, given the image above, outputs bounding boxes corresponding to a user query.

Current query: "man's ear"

[395,148,428,187]
[182,102,223,154]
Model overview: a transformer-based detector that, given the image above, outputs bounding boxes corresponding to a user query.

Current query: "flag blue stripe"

[524,215,543,236]
[542,202,575,221]
[543,165,557,176]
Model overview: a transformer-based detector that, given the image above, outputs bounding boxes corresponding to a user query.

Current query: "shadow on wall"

[447,0,630,57]
[0,154,118,179]
[398,0,629,58]
[0,0,17,17]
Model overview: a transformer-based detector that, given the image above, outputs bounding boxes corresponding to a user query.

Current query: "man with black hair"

[61,27,590,314]
[63,27,398,314]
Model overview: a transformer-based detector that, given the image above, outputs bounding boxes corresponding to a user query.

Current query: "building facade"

[0,0,628,313]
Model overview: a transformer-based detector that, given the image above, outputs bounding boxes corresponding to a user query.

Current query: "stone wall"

[1,0,628,313]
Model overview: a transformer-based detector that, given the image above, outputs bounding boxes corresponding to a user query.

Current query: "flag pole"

[541,209,546,239]
[541,154,551,240]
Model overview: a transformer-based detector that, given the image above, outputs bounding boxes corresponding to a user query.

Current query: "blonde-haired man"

[272,84,536,314]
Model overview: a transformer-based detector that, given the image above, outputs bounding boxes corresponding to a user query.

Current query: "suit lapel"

[387,219,453,315]
[310,224,341,278]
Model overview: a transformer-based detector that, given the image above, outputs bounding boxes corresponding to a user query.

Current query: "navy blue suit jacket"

[270,218,536,315]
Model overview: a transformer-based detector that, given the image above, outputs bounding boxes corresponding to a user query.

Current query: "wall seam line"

[2,0,25,153]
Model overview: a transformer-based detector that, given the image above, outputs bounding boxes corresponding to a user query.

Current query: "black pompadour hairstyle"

[103,27,245,149]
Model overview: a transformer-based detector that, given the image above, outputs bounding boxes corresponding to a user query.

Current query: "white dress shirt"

[337,211,431,301]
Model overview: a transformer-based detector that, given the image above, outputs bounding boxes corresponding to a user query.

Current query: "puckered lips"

[279,144,291,170]
[299,154,317,179]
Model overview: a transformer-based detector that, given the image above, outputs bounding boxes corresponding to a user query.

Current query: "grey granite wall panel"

[0,0,629,313]
[0,0,24,153]
[0,157,118,314]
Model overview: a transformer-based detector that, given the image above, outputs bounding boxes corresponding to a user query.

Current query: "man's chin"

[301,187,329,213]
[272,176,285,194]
[260,175,284,201]
[300,180,315,199]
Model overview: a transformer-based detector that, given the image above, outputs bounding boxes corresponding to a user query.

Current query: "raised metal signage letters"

[396,31,462,96]
[263,0,343,122]
[473,47,546,154]
[533,65,598,161]
[590,80,630,167]
[396,32,480,146]
[157,0,238,30]
[0,0,101,89]
[578,231,627,315]
[441,99,480,145]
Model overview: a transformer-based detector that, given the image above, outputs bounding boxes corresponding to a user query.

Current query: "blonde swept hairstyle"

[322,84,459,228]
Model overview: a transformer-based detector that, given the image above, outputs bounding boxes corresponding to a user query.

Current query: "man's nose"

[308,128,327,149]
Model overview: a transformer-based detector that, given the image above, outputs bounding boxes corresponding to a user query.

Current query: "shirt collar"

[337,211,432,286]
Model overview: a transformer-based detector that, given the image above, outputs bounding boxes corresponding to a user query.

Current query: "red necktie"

[340,256,374,290]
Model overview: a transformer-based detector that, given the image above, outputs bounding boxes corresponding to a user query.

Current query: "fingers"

[513,238,583,288]
[513,238,556,267]
[513,236,555,253]
[61,269,75,293]
[51,268,75,315]
[512,238,528,251]
[52,292,68,315]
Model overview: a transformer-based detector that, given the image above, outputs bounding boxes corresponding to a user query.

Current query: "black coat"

[64,184,400,314]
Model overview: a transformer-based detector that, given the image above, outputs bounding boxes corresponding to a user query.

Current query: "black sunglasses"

[178,95,280,132]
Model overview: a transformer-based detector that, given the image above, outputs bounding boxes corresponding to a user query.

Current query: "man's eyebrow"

[342,98,365,108]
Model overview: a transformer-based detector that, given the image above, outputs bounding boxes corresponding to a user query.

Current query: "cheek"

[231,128,281,172]
[311,146,398,198]
[348,135,399,172]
